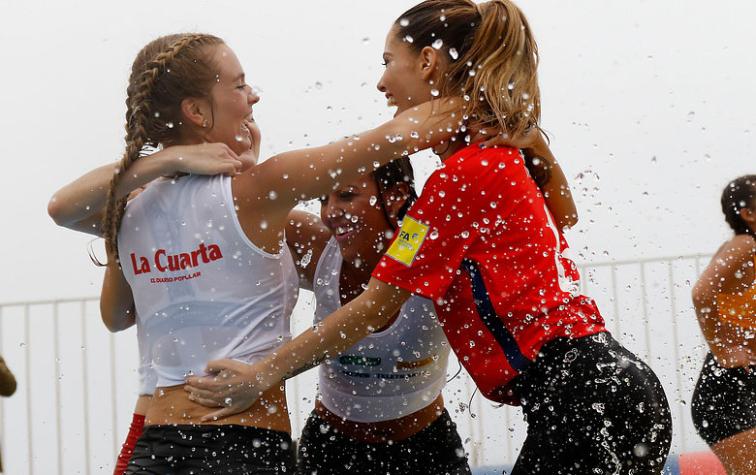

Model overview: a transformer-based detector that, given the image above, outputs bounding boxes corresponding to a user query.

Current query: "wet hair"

[721,175,756,238]
[372,157,418,228]
[394,0,540,138]
[101,33,224,261]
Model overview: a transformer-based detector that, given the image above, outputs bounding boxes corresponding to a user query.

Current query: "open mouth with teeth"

[333,224,360,242]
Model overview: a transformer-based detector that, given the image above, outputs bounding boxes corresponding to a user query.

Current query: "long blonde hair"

[101,33,224,262]
[395,0,540,138]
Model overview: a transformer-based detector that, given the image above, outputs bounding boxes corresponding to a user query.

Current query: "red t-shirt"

[373,144,606,404]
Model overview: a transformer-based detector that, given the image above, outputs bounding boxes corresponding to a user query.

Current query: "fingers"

[201,407,235,423]
[187,393,224,408]
[205,359,246,375]
[185,374,225,390]
[184,385,220,402]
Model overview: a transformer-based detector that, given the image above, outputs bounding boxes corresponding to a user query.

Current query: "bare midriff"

[314,394,444,443]
[145,384,291,434]
[134,394,153,416]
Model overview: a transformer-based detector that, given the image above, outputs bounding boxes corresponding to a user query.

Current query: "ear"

[739,206,756,227]
[418,46,444,82]
[180,97,212,129]
[380,183,412,227]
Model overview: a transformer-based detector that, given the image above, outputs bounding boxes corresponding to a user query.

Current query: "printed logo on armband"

[386,216,429,266]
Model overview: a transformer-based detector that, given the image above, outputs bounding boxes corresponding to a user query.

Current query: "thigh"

[711,427,756,474]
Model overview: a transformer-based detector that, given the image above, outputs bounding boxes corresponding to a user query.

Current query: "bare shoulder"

[286,209,331,289]
[715,234,756,263]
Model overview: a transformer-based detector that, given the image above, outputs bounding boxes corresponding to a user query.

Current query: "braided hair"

[102,33,224,262]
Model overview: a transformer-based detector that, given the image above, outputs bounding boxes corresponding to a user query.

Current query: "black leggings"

[691,352,756,446]
[124,424,295,475]
[297,408,472,475]
[510,332,672,475]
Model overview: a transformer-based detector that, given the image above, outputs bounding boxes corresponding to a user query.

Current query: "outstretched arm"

[48,144,244,235]
[184,278,410,420]
[247,99,462,209]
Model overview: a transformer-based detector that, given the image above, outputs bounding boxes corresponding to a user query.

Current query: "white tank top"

[137,320,157,395]
[119,174,298,389]
[313,238,449,422]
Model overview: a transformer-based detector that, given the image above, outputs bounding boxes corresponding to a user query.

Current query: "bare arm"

[247,99,461,209]
[0,356,16,397]
[692,234,756,367]
[48,144,244,236]
[521,134,578,230]
[285,209,331,290]
[100,256,137,333]
[184,278,410,420]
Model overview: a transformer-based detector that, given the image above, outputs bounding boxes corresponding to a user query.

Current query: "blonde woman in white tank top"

[48,33,460,473]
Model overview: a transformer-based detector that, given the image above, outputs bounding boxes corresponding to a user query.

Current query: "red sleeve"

[373,163,484,302]
[373,147,531,301]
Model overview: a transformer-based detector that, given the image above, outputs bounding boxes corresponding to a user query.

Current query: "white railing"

[0,254,714,473]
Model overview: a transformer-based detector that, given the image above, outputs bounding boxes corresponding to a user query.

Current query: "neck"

[435,135,468,162]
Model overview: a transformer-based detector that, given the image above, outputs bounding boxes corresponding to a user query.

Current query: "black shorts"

[297,408,472,475]
[511,332,672,475]
[124,424,295,475]
[691,352,756,446]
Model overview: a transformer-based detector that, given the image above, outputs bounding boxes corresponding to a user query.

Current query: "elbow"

[47,196,67,226]
[102,317,133,333]
[100,309,134,333]
[0,379,16,397]
[563,212,578,230]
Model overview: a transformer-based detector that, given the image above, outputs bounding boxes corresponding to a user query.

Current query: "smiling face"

[320,175,401,267]
[198,44,261,158]
[377,26,437,116]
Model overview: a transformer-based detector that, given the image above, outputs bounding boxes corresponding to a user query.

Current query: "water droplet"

[166,122,174,129]
[369,196,378,206]
[268,191,278,200]
[633,443,649,457]
[432,39,443,49]
[399,18,410,27]
[449,48,459,60]
[430,89,440,97]
[404,35,414,44]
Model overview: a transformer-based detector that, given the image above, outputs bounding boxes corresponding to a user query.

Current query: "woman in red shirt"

[187,1,673,473]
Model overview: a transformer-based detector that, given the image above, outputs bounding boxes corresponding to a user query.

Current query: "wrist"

[153,147,184,176]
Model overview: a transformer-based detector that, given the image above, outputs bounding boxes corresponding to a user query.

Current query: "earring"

[201,119,209,128]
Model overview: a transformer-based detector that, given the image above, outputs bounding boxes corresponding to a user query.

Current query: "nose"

[248,88,260,105]
[321,199,344,225]
[376,74,387,94]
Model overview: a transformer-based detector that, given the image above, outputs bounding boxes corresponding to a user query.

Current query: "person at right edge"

[692,175,756,475]
[0,356,17,473]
